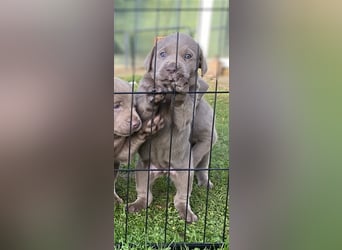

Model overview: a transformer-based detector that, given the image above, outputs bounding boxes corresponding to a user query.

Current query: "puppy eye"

[113,103,121,109]
[184,53,192,59]
[160,51,167,58]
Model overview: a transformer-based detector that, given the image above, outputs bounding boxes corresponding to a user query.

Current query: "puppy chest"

[141,135,191,167]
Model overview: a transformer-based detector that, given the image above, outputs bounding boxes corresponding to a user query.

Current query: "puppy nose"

[166,62,178,73]
[131,119,141,130]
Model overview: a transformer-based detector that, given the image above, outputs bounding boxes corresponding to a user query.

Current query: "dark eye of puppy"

[113,102,121,109]
[159,51,167,58]
[184,53,192,59]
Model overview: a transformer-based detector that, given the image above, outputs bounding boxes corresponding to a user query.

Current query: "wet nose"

[166,62,178,73]
[131,119,141,130]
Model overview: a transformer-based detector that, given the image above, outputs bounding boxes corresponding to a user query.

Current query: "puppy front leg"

[114,115,164,162]
[114,161,123,204]
[170,166,198,223]
[127,160,157,213]
[136,76,166,122]
[114,137,144,163]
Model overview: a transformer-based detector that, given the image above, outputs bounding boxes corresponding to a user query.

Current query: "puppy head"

[144,33,208,83]
[114,77,142,136]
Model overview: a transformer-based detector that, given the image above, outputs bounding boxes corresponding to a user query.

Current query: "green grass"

[114,80,229,250]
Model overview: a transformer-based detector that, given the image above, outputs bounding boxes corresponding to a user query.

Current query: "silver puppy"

[113,77,163,204]
[128,33,216,223]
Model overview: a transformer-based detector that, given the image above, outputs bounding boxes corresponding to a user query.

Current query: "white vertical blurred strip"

[197,0,214,57]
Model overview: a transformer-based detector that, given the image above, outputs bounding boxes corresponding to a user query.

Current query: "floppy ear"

[197,46,208,76]
[144,46,156,72]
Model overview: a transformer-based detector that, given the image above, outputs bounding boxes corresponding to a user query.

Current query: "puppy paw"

[140,115,164,137]
[138,115,164,139]
[127,198,148,213]
[172,78,189,94]
[175,202,198,223]
[185,211,198,224]
[146,86,167,104]
[197,179,214,189]
[178,208,198,223]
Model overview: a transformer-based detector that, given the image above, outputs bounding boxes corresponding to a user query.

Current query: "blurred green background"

[114,0,229,68]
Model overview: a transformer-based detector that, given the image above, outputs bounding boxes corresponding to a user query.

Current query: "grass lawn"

[114,76,229,250]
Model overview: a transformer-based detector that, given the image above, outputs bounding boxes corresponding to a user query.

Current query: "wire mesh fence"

[114,1,229,249]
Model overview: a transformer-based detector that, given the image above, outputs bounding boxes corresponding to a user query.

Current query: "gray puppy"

[128,33,216,223]
[113,77,163,204]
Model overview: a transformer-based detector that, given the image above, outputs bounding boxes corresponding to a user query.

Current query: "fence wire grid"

[114,1,229,249]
